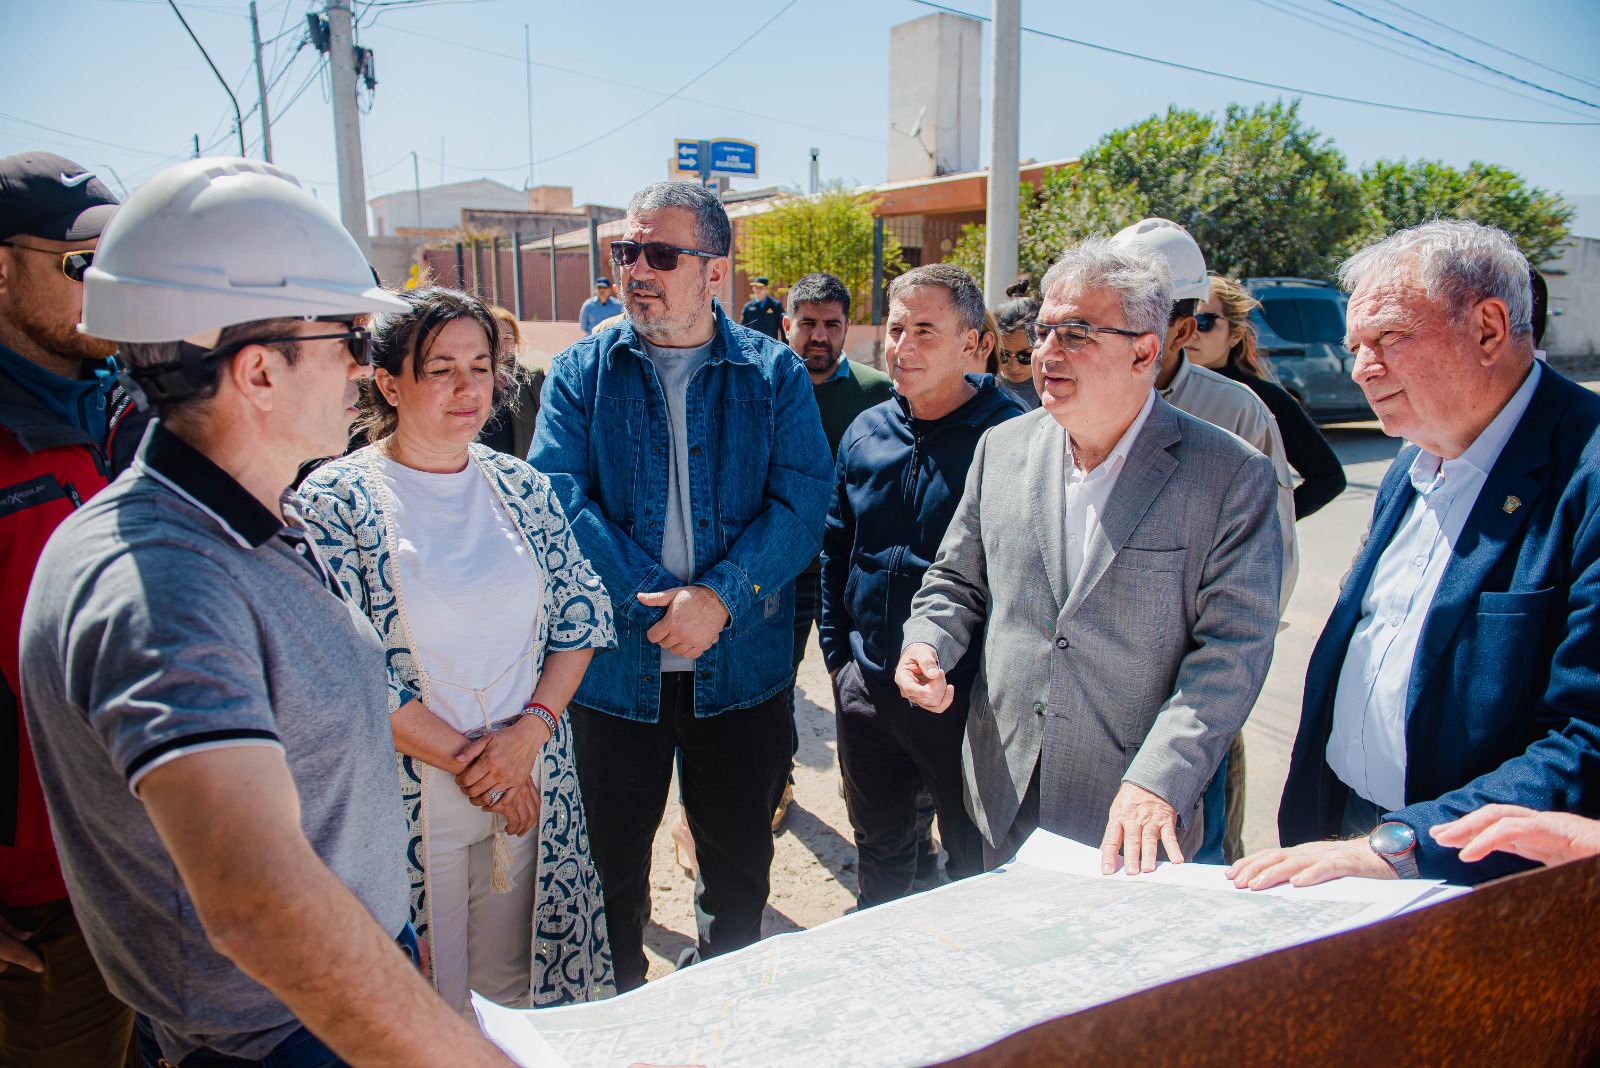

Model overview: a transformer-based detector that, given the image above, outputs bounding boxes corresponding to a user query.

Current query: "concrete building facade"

[887,11,982,181]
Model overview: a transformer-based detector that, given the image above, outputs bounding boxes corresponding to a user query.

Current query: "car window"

[1257,294,1345,344]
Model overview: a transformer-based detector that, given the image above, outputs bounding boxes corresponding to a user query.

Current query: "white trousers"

[424,763,539,1013]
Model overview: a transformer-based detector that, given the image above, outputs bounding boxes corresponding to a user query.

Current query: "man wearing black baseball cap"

[0,151,148,1066]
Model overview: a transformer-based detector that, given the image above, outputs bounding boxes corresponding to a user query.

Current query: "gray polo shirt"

[19,422,409,1063]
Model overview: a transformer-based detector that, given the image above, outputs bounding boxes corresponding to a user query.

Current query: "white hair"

[1039,237,1173,339]
[1339,219,1533,336]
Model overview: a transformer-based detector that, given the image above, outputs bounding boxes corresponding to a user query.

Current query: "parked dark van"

[1243,277,1374,425]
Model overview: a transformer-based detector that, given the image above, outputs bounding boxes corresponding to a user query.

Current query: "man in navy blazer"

[1230,220,1600,889]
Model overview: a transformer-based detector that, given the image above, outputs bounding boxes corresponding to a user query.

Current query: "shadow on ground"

[781,800,859,899]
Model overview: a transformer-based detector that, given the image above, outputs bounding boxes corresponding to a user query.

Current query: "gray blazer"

[901,398,1282,853]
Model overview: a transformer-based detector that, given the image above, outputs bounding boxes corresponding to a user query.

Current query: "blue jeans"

[1196,753,1228,864]
[137,926,419,1067]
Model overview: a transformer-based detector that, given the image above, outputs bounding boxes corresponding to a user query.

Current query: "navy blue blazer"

[1279,366,1600,884]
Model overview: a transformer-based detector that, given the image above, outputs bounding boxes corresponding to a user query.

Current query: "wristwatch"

[1368,821,1419,878]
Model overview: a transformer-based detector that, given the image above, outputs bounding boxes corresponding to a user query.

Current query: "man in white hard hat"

[17,159,518,1067]
[1110,218,1299,866]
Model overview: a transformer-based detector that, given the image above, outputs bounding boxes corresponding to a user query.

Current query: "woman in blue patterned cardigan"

[298,287,615,1013]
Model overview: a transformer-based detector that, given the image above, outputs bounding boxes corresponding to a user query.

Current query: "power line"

[906,0,1600,127]
[1321,0,1597,110]
[167,0,247,155]
[532,0,803,165]
[1246,0,1598,121]
[1372,0,1600,93]
[372,10,887,154]
[0,111,178,158]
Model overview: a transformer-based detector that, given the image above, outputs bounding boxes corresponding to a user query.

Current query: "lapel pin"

[1503,496,1521,514]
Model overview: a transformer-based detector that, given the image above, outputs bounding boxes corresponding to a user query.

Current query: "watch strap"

[1387,848,1419,879]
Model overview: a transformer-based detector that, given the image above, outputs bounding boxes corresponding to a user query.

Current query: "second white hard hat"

[1110,218,1211,303]
[81,157,406,345]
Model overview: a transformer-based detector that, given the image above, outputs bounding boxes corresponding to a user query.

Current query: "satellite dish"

[908,106,926,140]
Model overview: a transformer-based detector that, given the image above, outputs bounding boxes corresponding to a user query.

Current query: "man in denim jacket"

[530,182,832,989]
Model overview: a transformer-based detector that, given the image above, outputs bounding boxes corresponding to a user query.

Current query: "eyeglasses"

[997,347,1033,367]
[1024,320,1152,351]
[0,240,94,282]
[208,327,373,367]
[1194,312,1226,333]
[609,240,722,271]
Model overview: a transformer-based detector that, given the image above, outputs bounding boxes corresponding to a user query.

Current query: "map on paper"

[475,831,1453,1068]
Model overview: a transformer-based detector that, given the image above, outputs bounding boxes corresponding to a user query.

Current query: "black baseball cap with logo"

[0,151,120,243]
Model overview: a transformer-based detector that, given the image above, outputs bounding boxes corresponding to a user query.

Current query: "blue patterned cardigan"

[298,443,616,1005]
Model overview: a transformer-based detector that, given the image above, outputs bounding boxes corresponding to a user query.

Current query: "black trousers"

[833,660,984,908]
[570,674,792,991]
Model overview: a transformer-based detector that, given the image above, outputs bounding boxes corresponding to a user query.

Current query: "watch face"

[1370,821,1417,857]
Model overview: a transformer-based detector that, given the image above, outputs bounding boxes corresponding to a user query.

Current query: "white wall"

[369,179,526,235]
[887,12,981,181]
[1545,236,1600,359]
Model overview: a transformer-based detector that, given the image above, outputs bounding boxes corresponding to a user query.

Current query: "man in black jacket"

[819,264,1023,907]
[740,276,786,341]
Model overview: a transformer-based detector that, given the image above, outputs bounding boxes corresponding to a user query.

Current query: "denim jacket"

[530,302,833,721]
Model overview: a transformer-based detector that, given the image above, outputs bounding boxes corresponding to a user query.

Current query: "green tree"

[736,181,905,323]
[1358,159,1574,266]
[952,101,1369,288]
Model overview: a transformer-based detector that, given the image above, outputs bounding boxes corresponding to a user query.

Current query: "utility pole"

[524,24,536,190]
[325,0,370,254]
[249,1,274,162]
[809,147,819,194]
[410,151,423,238]
[983,0,1021,304]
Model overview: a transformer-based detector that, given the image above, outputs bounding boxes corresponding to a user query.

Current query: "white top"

[378,456,545,736]
[1326,362,1541,811]
[1064,389,1156,586]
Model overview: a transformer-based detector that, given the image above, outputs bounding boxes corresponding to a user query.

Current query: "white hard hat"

[1110,218,1211,303]
[81,157,406,345]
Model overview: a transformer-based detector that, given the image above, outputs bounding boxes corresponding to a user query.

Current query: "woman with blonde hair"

[298,286,615,1012]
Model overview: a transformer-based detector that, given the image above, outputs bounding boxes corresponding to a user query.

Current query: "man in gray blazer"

[897,238,1283,875]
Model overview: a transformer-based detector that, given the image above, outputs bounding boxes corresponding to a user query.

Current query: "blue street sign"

[674,138,759,179]
[708,139,758,177]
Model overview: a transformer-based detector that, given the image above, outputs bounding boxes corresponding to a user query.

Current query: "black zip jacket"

[819,374,1024,690]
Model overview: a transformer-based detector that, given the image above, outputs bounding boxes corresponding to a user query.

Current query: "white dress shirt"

[1065,389,1156,585]
[1326,362,1541,810]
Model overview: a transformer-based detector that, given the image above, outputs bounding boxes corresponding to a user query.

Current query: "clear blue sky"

[5,0,1599,232]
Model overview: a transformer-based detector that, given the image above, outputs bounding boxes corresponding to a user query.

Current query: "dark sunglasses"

[209,327,373,367]
[0,240,94,282]
[997,347,1033,366]
[1193,312,1225,333]
[609,240,721,271]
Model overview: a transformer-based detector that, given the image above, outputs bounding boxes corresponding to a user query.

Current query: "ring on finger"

[488,789,506,805]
